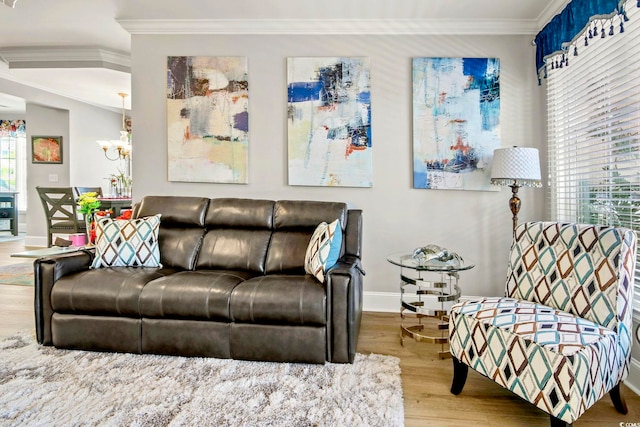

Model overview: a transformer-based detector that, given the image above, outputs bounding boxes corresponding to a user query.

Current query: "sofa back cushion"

[196,198,275,273]
[265,200,347,274]
[135,196,209,270]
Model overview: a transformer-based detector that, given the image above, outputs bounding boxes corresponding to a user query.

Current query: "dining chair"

[73,186,103,199]
[449,221,637,427]
[36,186,87,247]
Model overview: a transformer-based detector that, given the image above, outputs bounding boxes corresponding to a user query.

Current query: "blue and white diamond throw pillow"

[305,219,342,283]
[91,214,162,268]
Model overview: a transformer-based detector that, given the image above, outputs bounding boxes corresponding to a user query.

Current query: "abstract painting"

[287,57,372,187]
[167,56,248,183]
[413,57,500,191]
[31,136,62,164]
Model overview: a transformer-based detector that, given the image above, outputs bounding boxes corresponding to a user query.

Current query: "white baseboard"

[24,235,47,248]
[626,357,640,396]
[625,312,640,396]
[363,291,399,312]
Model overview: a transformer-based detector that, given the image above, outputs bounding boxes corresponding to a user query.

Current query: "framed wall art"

[31,136,62,164]
[287,57,372,187]
[166,56,249,184]
[412,57,500,191]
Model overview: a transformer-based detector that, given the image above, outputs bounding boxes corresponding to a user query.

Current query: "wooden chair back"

[36,186,87,247]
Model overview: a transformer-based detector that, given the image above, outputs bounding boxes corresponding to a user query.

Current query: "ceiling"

[0,0,566,114]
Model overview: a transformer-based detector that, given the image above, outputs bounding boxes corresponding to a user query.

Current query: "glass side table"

[387,252,475,359]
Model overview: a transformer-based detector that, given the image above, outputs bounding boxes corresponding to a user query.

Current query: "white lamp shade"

[490,147,542,187]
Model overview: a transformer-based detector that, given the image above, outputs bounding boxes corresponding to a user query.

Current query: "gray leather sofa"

[34,196,364,364]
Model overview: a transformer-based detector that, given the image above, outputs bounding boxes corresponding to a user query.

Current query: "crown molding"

[536,0,570,30]
[117,18,540,36]
[0,47,130,72]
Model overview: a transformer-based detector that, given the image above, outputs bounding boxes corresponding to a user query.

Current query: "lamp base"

[509,184,521,233]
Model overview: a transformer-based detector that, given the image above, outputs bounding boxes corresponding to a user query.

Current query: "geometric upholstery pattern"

[449,222,637,425]
[304,219,342,283]
[91,215,162,268]
[505,222,633,331]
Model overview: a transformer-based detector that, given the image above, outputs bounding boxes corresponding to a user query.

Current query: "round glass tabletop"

[386,252,475,272]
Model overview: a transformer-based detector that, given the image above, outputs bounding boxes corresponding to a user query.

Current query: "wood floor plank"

[0,239,637,425]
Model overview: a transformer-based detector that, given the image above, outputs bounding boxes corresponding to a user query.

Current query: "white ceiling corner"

[536,0,571,30]
[0,47,131,113]
[0,92,25,115]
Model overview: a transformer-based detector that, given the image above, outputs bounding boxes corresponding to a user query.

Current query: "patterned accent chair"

[449,222,637,427]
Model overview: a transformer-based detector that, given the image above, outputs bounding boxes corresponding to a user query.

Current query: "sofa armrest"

[345,210,363,258]
[34,249,94,345]
[325,255,364,363]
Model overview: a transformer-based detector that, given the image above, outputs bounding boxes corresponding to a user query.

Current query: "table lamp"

[490,147,542,232]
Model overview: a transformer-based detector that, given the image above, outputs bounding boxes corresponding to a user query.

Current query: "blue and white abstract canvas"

[413,57,500,191]
[287,57,372,187]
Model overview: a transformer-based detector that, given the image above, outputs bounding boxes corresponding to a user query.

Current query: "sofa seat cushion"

[230,275,326,326]
[51,267,167,317]
[139,270,255,321]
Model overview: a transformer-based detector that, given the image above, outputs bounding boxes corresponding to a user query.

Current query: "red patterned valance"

[0,120,26,137]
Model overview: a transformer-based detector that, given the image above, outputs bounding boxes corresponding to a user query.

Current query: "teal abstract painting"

[413,57,500,191]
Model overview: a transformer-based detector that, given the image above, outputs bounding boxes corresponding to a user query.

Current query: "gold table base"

[400,313,452,359]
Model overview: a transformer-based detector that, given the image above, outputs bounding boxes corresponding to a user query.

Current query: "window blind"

[547,0,640,312]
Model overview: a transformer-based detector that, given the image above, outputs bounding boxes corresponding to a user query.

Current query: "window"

[546,1,640,311]
[0,120,26,211]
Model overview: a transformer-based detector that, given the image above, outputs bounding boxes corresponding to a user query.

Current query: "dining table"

[98,197,132,217]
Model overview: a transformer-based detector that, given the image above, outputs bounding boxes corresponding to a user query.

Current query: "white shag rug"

[0,332,404,427]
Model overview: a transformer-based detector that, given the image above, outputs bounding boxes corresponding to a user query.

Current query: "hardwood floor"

[0,239,34,339]
[0,238,638,426]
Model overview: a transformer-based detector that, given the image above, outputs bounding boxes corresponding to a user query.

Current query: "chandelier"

[97,93,131,161]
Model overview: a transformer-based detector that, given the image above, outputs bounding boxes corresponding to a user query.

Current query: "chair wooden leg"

[550,415,570,427]
[610,382,628,414]
[450,356,468,395]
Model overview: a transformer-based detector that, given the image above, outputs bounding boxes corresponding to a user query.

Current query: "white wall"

[25,104,69,241]
[0,114,24,121]
[70,106,130,195]
[130,33,545,309]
